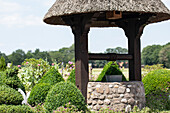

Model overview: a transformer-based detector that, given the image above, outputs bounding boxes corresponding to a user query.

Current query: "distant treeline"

[0,42,170,68]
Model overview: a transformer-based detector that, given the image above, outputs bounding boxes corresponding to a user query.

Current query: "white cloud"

[0,14,43,27]
[0,0,22,13]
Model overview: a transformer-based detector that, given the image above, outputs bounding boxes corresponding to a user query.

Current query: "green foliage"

[0,85,23,105]
[142,69,170,95]
[0,105,34,113]
[141,45,162,65]
[28,83,51,106]
[1,66,25,92]
[38,67,64,85]
[0,56,6,71]
[54,102,84,113]
[96,61,127,82]
[44,82,87,112]
[142,64,164,77]
[8,49,26,65]
[67,69,75,85]
[159,45,170,68]
[18,58,50,91]
[142,69,170,110]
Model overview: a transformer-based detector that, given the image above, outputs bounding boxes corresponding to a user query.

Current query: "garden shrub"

[0,56,6,71]
[44,82,87,112]
[0,85,23,105]
[1,66,25,93]
[67,69,75,85]
[28,83,51,106]
[142,69,170,110]
[96,61,127,82]
[38,67,64,85]
[0,104,34,113]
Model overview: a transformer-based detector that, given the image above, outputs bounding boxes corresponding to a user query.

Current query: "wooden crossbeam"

[89,53,133,61]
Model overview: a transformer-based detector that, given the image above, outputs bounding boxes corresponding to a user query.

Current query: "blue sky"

[0,0,170,55]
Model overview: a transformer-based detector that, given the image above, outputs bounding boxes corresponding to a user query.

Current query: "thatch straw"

[43,0,170,27]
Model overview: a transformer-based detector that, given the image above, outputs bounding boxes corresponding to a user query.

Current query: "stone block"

[104,99,111,105]
[118,86,126,94]
[121,98,127,103]
[99,95,105,100]
[108,95,113,99]
[128,98,135,105]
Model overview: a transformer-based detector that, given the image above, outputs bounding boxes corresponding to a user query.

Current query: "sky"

[0,0,170,55]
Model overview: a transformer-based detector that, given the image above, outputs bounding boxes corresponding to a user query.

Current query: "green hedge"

[0,85,23,105]
[142,69,170,110]
[28,83,51,106]
[38,67,64,85]
[0,105,33,113]
[67,69,75,85]
[1,67,25,93]
[142,69,170,95]
[96,61,127,82]
[44,82,87,112]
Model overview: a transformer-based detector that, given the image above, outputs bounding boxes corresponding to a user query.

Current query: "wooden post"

[70,15,92,101]
[116,15,151,81]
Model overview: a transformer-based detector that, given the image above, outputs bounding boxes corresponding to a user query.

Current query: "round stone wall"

[87,81,145,112]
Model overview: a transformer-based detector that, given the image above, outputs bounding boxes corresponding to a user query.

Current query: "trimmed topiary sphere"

[142,69,170,96]
[96,61,127,82]
[44,82,87,112]
[28,83,51,106]
[0,85,23,105]
[0,105,34,113]
[38,67,64,85]
[67,69,75,85]
[142,69,170,110]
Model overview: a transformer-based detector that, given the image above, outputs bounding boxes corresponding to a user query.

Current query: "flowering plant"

[18,58,50,91]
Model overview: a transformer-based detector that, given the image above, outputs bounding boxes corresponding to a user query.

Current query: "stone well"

[87,81,145,112]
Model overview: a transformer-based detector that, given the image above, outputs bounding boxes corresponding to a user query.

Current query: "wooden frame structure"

[61,13,152,100]
[43,0,170,101]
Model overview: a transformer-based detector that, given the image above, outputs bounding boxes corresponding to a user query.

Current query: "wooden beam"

[89,53,133,60]
[64,14,93,102]
[116,15,151,81]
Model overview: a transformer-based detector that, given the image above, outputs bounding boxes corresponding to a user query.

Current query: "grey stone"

[96,84,101,88]
[127,85,132,87]
[126,88,131,93]
[120,94,124,98]
[104,99,111,105]
[118,86,126,94]
[99,95,105,100]
[98,100,104,105]
[125,105,132,112]
[108,95,113,99]
[105,86,110,94]
[112,88,118,93]
[113,94,120,98]
[121,98,127,103]
[92,101,97,105]
[128,98,135,105]
[109,85,113,88]
[113,98,120,104]
[114,85,119,88]
[87,100,92,105]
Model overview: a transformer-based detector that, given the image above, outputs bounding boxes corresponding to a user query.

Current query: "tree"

[142,45,162,65]
[105,47,128,54]
[159,45,170,68]
[26,50,34,59]
[0,56,6,71]
[8,49,26,65]
[33,49,52,64]
[0,52,9,64]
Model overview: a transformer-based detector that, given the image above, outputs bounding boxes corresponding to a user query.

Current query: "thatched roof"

[43,0,170,27]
